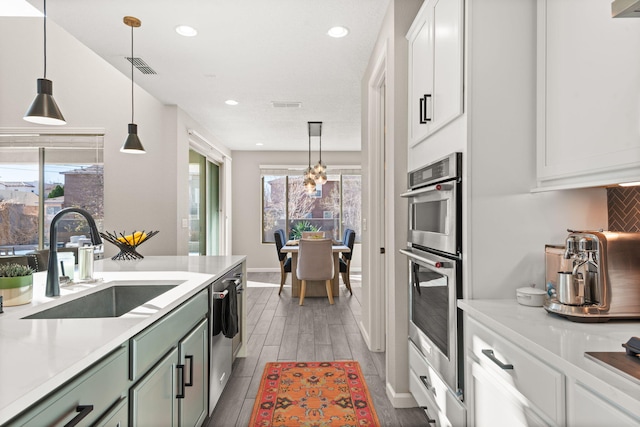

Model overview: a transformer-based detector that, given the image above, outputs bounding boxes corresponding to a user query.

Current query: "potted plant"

[0,263,34,306]
[290,221,321,240]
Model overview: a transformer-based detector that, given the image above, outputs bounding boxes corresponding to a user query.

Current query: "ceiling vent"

[126,57,157,75]
[271,101,302,108]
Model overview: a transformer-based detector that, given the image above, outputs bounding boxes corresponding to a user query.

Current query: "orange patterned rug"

[249,361,381,426]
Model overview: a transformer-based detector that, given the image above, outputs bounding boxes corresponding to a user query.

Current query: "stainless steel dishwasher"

[209,264,243,413]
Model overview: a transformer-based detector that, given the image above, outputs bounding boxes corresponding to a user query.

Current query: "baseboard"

[385,382,418,408]
[246,267,280,273]
[246,267,362,274]
[358,320,372,349]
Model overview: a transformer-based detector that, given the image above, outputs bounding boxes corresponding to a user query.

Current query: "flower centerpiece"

[0,263,34,306]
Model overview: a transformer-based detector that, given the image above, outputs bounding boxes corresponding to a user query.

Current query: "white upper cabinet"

[407,0,464,148]
[536,0,640,190]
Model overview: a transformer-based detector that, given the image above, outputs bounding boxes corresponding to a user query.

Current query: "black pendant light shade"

[24,78,66,125]
[121,16,146,154]
[24,0,66,126]
[121,123,146,153]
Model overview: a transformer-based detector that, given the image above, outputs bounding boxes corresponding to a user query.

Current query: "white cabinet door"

[468,359,551,427]
[179,319,208,427]
[536,0,640,189]
[407,0,463,147]
[408,3,434,146]
[568,381,640,427]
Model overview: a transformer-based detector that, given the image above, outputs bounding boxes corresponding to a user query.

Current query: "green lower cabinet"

[130,346,180,426]
[8,345,129,427]
[129,319,209,427]
[179,320,208,427]
[94,396,129,427]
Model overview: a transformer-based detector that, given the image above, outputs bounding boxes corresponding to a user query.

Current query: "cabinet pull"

[420,94,432,123]
[482,349,514,370]
[419,407,437,424]
[419,375,436,395]
[64,405,94,427]
[176,364,186,398]
[185,355,194,387]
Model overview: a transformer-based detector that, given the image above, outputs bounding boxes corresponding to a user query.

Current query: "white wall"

[231,150,362,271]
[0,17,227,257]
[361,0,423,408]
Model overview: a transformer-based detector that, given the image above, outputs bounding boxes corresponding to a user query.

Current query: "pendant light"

[303,123,317,194]
[121,16,146,154]
[24,0,66,125]
[310,121,327,185]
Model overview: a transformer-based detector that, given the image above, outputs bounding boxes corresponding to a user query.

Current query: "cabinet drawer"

[130,290,207,381]
[94,396,128,427]
[409,342,466,427]
[409,370,441,427]
[465,316,564,424]
[12,345,129,427]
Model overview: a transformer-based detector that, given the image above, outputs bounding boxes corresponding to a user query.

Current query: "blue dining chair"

[274,229,291,295]
[339,229,355,295]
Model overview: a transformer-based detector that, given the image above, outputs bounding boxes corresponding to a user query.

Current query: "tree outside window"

[262,171,361,243]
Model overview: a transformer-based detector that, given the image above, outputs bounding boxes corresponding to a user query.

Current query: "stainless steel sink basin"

[23,280,184,319]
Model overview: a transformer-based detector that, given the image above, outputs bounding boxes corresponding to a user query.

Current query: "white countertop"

[458,299,640,407]
[0,255,245,424]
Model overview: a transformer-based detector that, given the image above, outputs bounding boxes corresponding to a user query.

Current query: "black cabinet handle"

[419,407,437,424]
[185,355,194,387]
[482,349,514,370]
[64,405,94,427]
[419,375,436,395]
[420,94,432,124]
[176,364,186,398]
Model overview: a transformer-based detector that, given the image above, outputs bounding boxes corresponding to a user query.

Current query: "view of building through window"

[262,171,361,244]
[0,137,104,254]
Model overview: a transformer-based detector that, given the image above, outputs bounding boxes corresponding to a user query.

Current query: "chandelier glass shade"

[307,121,326,187]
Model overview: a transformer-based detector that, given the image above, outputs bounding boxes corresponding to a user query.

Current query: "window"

[262,167,361,243]
[0,134,104,253]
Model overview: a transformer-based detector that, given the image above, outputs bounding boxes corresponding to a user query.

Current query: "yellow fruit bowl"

[100,230,159,260]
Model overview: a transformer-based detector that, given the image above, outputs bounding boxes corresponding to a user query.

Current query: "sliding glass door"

[188,150,220,255]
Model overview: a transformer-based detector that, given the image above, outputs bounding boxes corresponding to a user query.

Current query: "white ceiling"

[24,0,391,152]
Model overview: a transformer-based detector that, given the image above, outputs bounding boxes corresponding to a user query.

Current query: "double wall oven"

[401,152,464,424]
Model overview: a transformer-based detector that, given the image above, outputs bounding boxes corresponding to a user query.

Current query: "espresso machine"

[544,230,640,321]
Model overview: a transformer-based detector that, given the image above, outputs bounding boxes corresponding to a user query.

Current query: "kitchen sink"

[23,280,184,319]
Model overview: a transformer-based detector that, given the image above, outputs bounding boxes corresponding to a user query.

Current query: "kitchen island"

[0,255,245,425]
[459,299,640,426]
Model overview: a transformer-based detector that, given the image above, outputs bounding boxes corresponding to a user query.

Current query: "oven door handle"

[400,249,453,270]
[400,183,453,198]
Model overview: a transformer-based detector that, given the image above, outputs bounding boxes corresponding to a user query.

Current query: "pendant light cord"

[308,135,311,168]
[43,0,47,78]
[131,24,134,123]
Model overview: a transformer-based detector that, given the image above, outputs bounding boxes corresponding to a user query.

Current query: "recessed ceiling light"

[327,26,349,38]
[225,100,239,106]
[619,181,640,187]
[256,143,264,146]
[175,25,198,37]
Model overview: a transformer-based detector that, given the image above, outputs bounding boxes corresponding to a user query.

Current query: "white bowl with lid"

[516,286,547,307]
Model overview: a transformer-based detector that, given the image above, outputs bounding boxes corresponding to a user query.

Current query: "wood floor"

[205,272,429,426]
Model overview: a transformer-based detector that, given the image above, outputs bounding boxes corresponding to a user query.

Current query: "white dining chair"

[296,238,334,305]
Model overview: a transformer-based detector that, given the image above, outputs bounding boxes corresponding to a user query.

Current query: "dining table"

[280,240,350,298]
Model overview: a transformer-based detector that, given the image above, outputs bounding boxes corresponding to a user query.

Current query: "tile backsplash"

[608,187,640,232]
